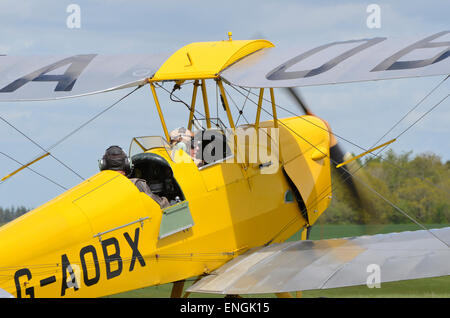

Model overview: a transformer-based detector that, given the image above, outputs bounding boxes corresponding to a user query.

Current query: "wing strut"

[149,82,170,141]
[1,152,49,182]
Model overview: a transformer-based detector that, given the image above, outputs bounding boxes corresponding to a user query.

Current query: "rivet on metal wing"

[187,227,450,295]
[0,53,170,101]
[221,31,450,88]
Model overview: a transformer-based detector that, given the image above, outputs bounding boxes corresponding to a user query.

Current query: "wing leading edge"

[221,31,450,88]
[187,227,450,295]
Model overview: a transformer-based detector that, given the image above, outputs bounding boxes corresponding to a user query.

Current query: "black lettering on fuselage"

[123,227,146,271]
[101,237,123,280]
[266,37,386,80]
[0,54,97,93]
[60,254,79,296]
[371,31,450,71]
[22,227,145,296]
[14,268,34,298]
[80,245,100,286]
[39,276,56,287]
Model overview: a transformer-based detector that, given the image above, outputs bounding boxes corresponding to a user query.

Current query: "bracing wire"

[46,85,144,153]
[0,115,85,180]
[370,75,449,148]
[232,80,450,196]
[0,84,143,186]
[155,82,223,129]
[228,82,450,247]
[0,151,67,190]
[1,85,144,183]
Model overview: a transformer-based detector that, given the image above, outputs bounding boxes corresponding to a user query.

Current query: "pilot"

[98,145,132,176]
[99,145,169,209]
[169,127,202,166]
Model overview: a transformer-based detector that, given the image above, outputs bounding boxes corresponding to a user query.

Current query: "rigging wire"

[370,75,449,148]
[155,82,223,129]
[342,93,450,195]
[234,88,252,125]
[323,93,450,200]
[0,82,447,273]
[235,80,450,196]
[395,93,449,140]
[0,250,238,279]
[352,173,450,248]
[0,151,67,190]
[239,76,449,166]
[238,86,372,154]
[228,83,450,247]
[222,85,251,125]
[0,115,85,181]
[346,75,450,196]
[221,84,280,152]
[45,85,144,154]
[0,85,144,183]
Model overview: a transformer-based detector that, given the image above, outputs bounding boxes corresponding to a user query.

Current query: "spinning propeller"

[285,87,371,224]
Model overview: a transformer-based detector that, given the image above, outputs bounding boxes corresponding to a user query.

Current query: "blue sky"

[0,0,449,208]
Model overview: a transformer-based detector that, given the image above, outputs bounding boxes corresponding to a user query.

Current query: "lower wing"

[187,227,450,295]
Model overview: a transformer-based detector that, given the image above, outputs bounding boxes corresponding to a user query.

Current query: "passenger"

[169,127,192,152]
[99,145,169,209]
[169,127,202,166]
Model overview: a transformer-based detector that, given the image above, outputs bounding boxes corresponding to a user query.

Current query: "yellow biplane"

[0,31,449,298]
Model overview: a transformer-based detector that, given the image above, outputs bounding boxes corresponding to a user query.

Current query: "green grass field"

[107,223,450,298]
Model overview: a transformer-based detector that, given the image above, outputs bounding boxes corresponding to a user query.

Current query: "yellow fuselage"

[0,116,331,298]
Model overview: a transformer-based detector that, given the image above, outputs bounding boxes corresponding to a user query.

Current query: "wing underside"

[187,227,450,295]
[0,53,169,101]
[0,32,448,100]
[221,31,450,88]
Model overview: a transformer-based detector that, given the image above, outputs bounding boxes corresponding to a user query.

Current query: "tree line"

[321,150,450,224]
[0,206,30,224]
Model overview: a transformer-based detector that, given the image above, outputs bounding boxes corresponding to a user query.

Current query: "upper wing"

[221,31,450,88]
[2,31,449,100]
[187,227,450,295]
[0,53,170,101]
